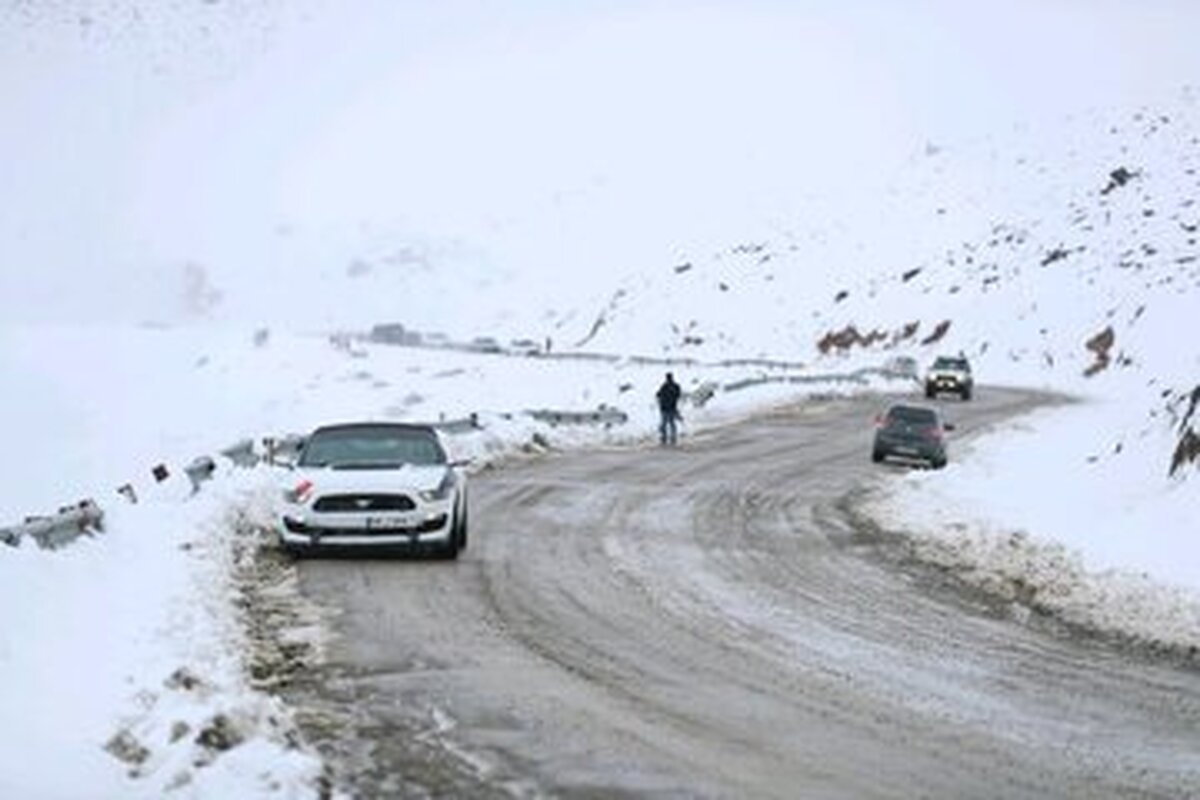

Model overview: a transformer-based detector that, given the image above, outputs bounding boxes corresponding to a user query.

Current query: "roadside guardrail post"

[184,456,217,494]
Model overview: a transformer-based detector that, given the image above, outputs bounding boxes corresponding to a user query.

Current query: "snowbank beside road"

[865,397,1200,654]
[0,468,326,799]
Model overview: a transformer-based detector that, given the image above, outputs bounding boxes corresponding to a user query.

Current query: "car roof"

[309,422,438,435]
[885,403,941,416]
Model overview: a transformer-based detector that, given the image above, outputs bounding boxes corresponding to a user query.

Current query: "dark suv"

[872,403,954,469]
[924,355,974,400]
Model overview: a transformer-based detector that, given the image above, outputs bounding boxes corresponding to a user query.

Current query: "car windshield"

[886,406,938,425]
[299,426,447,468]
[933,357,969,371]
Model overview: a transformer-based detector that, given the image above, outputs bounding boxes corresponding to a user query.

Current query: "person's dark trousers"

[660,411,678,446]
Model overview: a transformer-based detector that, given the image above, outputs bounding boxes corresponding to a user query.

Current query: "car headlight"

[284,479,314,505]
[418,470,456,502]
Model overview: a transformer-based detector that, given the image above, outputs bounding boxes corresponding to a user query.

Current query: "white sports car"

[279,422,468,558]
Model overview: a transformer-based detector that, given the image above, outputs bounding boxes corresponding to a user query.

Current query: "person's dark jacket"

[657,378,682,418]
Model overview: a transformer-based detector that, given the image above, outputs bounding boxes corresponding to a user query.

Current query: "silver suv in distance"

[279,423,468,558]
[924,355,974,400]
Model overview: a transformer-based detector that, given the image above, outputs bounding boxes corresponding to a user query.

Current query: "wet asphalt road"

[288,387,1200,798]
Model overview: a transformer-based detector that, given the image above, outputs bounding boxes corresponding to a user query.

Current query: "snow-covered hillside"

[568,98,1200,370]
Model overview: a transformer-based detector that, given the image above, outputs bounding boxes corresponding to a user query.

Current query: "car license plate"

[895,446,919,456]
[365,515,409,530]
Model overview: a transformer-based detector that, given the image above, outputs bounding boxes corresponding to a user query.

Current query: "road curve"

[286,387,1200,798]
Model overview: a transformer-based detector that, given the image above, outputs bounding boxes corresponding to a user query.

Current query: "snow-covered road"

[279,387,1200,797]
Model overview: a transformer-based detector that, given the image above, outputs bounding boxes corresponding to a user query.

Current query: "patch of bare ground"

[227,510,337,798]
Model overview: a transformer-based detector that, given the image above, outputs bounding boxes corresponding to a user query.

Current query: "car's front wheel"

[432,535,461,560]
[454,504,469,552]
[871,448,885,463]
[433,505,467,560]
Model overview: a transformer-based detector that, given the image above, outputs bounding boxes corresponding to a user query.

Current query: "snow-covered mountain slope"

[568,97,1199,364]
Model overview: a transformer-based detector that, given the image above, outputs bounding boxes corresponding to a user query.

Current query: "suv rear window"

[887,406,938,425]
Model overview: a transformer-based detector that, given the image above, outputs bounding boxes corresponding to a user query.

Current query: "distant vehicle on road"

[510,338,542,356]
[279,423,468,558]
[872,403,954,469]
[468,336,503,354]
[883,355,920,380]
[924,354,974,400]
[369,323,422,346]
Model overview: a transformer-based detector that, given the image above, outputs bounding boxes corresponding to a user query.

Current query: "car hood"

[295,464,450,494]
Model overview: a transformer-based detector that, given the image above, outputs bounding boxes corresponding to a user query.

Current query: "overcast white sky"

[3,0,1200,324]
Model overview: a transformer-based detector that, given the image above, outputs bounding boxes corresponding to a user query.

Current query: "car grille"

[283,513,448,536]
[313,493,416,512]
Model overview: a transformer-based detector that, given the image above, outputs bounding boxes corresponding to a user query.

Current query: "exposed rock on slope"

[1170,384,1200,477]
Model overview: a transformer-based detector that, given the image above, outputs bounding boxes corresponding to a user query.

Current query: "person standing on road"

[656,372,682,446]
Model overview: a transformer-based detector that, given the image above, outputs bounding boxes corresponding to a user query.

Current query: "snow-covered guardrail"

[722,364,918,393]
[524,406,629,428]
[185,456,217,494]
[362,328,822,372]
[220,438,259,468]
[432,415,483,435]
[260,408,625,463]
[261,434,307,466]
[0,500,104,549]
